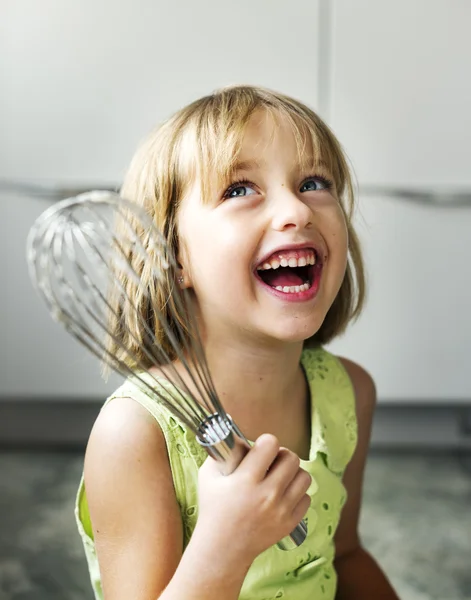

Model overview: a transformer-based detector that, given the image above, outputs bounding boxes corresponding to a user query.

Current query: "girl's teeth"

[274,282,311,294]
[257,251,316,270]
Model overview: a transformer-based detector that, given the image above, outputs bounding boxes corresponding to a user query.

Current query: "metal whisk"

[26,190,307,550]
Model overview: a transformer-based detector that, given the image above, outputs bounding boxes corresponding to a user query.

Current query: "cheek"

[324,205,349,269]
[328,205,348,246]
[177,207,213,276]
[179,221,250,292]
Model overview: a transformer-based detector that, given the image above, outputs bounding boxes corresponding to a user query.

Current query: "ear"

[177,270,188,289]
[176,239,192,289]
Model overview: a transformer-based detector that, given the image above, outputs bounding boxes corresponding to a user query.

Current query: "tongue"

[261,267,304,288]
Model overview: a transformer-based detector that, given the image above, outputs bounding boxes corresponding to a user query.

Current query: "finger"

[237,433,280,481]
[283,468,312,505]
[291,494,311,524]
[264,449,301,493]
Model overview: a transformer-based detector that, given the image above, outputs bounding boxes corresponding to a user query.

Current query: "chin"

[264,318,325,346]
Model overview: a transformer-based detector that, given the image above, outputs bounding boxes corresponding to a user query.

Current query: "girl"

[75,85,400,600]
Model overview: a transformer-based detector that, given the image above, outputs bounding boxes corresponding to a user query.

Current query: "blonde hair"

[107,85,366,370]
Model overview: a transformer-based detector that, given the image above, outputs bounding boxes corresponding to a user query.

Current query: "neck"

[203,336,305,416]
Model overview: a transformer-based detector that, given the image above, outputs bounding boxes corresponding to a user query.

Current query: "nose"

[270,188,313,232]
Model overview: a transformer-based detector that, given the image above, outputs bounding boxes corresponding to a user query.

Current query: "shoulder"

[336,356,377,420]
[302,347,376,412]
[85,395,171,481]
[335,356,377,474]
[87,395,168,462]
[84,396,178,531]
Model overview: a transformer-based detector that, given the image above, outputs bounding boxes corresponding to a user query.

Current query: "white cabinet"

[329,0,471,187]
[1,0,322,186]
[328,195,471,402]
[327,0,471,402]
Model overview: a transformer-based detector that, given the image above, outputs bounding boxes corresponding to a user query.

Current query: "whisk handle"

[198,415,308,551]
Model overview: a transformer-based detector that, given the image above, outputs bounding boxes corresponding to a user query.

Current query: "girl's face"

[177,111,349,347]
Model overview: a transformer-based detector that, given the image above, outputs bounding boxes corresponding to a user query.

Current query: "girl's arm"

[333,359,400,600]
[84,397,310,600]
[334,546,400,600]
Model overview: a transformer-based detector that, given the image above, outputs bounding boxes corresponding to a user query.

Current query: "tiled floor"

[0,450,470,600]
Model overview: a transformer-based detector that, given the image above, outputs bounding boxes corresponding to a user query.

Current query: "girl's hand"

[196,433,311,563]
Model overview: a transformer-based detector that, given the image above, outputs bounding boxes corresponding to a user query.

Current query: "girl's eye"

[224,181,258,200]
[300,176,332,193]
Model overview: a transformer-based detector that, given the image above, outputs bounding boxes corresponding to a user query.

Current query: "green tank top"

[75,347,358,600]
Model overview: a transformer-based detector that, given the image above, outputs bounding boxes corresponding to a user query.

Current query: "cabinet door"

[1,193,123,398]
[329,0,471,187]
[1,0,322,186]
[328,195,471,402]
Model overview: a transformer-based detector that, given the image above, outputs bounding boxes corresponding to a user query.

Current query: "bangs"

[277,108,346,193]
[173,87,351,207]
[174,94,255,203]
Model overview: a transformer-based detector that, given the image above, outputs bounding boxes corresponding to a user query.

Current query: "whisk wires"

[26,191,226,435]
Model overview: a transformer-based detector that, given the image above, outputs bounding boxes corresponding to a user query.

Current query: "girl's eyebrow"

[234,158,330,170]
[302,159,330,172]
[232,159,263,172]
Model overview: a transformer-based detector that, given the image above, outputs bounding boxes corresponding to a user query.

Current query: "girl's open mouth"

[254,248,322,299]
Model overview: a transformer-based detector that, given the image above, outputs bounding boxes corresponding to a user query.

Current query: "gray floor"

[0,451,470,600]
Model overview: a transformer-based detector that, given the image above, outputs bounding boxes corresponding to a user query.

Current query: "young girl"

[75,85,400,600]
